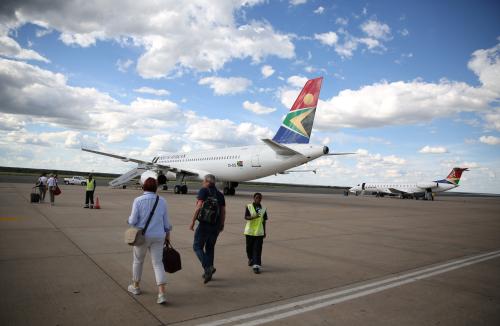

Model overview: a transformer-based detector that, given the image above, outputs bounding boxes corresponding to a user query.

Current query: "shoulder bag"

[124,195,159,246]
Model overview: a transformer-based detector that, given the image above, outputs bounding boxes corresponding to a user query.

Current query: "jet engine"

[417,182,438,189]
[140,170,158,185]
[140,170,169,185]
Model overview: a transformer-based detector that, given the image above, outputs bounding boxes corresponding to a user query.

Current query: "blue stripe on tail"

[272,126,310,144]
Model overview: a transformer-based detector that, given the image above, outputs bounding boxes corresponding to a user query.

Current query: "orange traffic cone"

[94,196,101,209]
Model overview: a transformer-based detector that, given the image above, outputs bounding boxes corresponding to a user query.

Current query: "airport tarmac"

[1,182,499,325]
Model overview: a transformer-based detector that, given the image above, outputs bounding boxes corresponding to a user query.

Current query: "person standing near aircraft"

[84,174,96,208]
[127,177,172,304]
[190,174,226,284]
[47,174,57,206]
[244,193,268,274]
[37,173,48,202]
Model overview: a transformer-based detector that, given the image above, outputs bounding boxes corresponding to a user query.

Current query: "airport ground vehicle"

[64,176,87,185]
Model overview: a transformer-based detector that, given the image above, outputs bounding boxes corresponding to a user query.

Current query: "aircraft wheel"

[229,187,236,196]
[174,185,181,194]
[122,185,127,189]
[223,187,230,195]
[181,185,188,194]
[162,184,168,191]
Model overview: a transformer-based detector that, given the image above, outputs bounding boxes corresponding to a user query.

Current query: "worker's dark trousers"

[246,235,264,266]
[85,191,94,205]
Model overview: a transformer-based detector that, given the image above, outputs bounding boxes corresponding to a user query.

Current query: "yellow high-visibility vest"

[244,203,266,236]
[86,179,95,191]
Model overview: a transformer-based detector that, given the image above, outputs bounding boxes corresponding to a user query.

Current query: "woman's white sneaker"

[157,293,167,304]
[127,284,141,295]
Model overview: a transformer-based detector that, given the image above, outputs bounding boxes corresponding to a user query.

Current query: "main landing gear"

[174,184,188,194]
[223,182,238,196]
[173,174,188,194]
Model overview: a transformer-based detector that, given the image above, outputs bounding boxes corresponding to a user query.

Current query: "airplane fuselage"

[157,144,326,182]
[349,182,457,195]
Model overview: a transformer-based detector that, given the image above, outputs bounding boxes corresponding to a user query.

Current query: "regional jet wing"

[388,187,408,194]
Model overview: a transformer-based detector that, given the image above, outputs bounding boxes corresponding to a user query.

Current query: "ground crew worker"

[244,192,268,274]
[84,174,96,208]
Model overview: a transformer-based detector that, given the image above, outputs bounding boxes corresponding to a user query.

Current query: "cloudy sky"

[0,0,499,193]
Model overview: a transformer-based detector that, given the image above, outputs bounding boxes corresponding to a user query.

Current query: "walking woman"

[244,193,268,274]
[127,177,172,304]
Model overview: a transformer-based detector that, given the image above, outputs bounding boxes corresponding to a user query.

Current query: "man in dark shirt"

[190,174,226,284]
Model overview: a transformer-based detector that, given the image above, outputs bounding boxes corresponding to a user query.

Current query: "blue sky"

[0,0,499,193]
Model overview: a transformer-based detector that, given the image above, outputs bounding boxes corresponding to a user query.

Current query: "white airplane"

[348,167,469,200]
[83,77,352,195]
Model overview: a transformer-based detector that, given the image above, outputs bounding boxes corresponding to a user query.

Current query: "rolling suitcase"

[30,187,40,203]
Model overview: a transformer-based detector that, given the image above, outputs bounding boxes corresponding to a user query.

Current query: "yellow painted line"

[0,217,19,221]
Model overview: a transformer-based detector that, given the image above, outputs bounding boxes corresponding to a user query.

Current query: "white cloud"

[287,75,308,88]
[0,35,49,62]
[289,0,308,5]
[2,1,295,79]
[312,41,500,129]
[335,17,349,26]
[243,101,276,115]
[313,6,324,14]
[398,28,409,37]
[186,118,273,147]
[361,20,391,40]
[261,65,275,78]
[134,87,170,96]
[116,58,133,73]
[483,109,500,131]
[198,76,252,95]
[419,145,448,154]
[479,135,500,145]
[468,42,500,93]
[314,31,338,46]
[315,79,492,129]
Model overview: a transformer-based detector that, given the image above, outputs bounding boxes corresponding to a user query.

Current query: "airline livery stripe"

[198,249,500,326]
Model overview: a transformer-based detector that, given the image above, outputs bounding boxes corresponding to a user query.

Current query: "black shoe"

[202,267,216,278]
[203,269,213,284]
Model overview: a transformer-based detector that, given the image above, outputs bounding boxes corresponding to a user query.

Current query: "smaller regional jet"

[349,167,469,200]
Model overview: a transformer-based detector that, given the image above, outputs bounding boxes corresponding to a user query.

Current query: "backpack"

[197,189,220,224]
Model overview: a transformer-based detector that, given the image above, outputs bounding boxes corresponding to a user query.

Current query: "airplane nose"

[323,146,329,154]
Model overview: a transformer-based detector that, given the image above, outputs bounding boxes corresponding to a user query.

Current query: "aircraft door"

[251,153,261,167]
[362,182,366,190]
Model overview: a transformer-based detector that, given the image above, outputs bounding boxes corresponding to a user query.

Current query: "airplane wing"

[388,187,408,194]
[81,147,199,176]
[279,169,317,174]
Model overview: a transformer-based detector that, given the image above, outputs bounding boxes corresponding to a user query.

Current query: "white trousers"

[132,237,167,285]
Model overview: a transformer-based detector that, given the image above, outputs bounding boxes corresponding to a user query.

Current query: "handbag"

[124,195,159,246]
[163,240,182,273]
[54,186,62,196]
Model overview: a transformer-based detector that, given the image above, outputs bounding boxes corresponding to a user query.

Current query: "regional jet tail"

[82,76,354,195]
[349,167,469,200]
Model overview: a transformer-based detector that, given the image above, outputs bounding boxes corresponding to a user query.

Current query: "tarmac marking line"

[199,249,500,326]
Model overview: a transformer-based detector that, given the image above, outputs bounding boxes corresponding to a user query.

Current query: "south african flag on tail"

[272,77,323,144]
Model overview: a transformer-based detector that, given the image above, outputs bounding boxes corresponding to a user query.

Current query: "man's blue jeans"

[193,222,220,271]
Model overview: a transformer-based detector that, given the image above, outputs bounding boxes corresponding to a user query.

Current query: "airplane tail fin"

[272,77,323,144]
[445,167,469,185]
